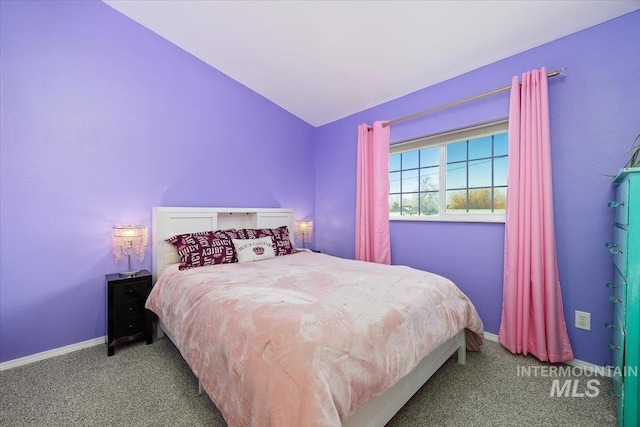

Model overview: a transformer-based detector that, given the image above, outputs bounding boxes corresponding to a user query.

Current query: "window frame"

[389,120,508,223]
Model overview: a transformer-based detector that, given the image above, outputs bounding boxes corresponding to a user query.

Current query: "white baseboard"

[0,336,105,371]
[0,331,612,378]
[484,331,499,342]
[482,331,611,377]
[566,357,613,377]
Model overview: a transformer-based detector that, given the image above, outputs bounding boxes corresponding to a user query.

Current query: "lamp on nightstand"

[294,220,313,249]
[112,224,148,277]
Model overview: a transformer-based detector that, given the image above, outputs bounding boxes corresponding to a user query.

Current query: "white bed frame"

[152,206,467,427]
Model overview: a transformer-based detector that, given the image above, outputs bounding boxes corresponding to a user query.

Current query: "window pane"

[447,141,466,163]
[468,136,492,159]
[494,187,507,212]
[468,188,493,212]
[390,172,401,193]
[389,153,401,172]
[401,150,419,169]
[494,156,508,186]
[494,133,508,156]
[401,169,419,192]
[420,192,439,215]
[388,123,507,220]
[446,163,466,189]
[389,194,401,214]
[420,147,438,167]
[468,159,492,188]
[446,190,467,212]
[420,166,439,191]
[402,193,419,216]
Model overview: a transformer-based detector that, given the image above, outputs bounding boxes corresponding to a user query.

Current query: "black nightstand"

[106,270,153,356]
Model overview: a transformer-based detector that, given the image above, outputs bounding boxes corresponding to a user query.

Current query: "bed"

[148,207,484,427]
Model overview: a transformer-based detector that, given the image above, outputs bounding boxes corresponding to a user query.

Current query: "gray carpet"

[0,338,617,426]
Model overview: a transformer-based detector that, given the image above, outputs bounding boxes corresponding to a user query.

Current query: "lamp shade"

[112,224,148,276]
[294,220,313,248]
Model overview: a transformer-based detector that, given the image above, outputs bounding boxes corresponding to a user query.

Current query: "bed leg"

[198,381,203,396]
[457,330,466,365]
[157,324,165,339]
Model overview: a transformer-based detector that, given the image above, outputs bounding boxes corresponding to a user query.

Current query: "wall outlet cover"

[575,310,591,331]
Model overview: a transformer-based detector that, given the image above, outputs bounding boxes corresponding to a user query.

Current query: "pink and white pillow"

[232,237,277,263]
[235,226,294,256]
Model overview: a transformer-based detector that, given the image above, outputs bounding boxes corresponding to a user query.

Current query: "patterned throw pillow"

[232,237,277,263]
[235,226,294,256]
[166,230,238,270]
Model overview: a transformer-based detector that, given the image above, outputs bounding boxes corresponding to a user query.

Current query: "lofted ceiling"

[103,0,640,127]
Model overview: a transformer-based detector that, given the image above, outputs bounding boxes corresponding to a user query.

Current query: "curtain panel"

[498,67,574,363]
[355,121,391,264]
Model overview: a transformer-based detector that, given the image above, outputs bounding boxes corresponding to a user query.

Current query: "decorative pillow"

[166,230,238,270]
[214,229,239,240]
[232,237,277,263]
[235,226,294,256]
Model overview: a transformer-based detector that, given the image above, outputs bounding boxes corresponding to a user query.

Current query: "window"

[389,121,508,222]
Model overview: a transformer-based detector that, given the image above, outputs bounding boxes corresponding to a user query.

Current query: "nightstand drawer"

[614,178,629,225]
[611,326,625,369]
[612,269,627,333]
[113,280,148,303]
[612,376,625,419]
[113,315,146,338]
[611,227,628,277]
[114,299,145,318]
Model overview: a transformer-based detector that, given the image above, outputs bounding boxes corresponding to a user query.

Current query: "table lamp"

[112,224,148,276]
[294,220,313,249]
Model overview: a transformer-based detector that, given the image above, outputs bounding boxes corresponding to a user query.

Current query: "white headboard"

[152,207,295,283]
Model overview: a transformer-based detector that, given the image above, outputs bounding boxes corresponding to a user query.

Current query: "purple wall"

[0,1,315,363]
[315,11,640,365]
[1,1,638,367]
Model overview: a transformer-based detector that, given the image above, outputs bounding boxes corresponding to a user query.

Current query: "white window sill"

[389,213,505,223]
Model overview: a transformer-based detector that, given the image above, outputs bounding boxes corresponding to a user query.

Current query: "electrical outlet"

[575,310,591,330]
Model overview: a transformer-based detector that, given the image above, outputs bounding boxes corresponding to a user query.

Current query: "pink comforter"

[146,252,483,427]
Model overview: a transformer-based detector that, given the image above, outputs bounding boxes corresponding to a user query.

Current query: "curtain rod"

[368,67,567,130]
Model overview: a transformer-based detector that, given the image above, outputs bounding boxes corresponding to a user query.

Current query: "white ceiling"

[104,0,639,127]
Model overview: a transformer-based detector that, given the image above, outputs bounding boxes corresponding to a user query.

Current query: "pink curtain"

[355,121,391,264]
[498,67,574,363]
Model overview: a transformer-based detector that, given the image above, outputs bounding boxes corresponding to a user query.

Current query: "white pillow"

[232,237,276,263]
